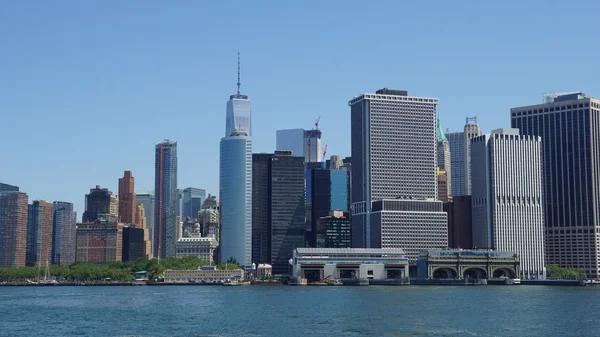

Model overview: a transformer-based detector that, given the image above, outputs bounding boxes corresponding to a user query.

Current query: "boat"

[327,279,343,286]
[512,278,521,285]
[223,280,241,286]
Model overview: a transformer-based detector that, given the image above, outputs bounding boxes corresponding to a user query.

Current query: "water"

[0,285,598,337]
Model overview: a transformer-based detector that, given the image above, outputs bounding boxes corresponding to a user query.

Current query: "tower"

[154,140,178,259]
[118,171,136,224]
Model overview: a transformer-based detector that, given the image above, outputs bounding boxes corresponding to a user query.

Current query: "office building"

[118,171,136,224]
[310,168,350,247]
[175,235,219,263]
[0,191,28,267]
[471,128,546,279]
[252,153,274,264]
[446,117,481,197]
[26,200,53,266]
[349,88,447,256]
[122,225,146,262]
[199,208,219,238]
[269,151,306,275]
[182,187,206,219]
[463,117,481,195]
[136,191,155,248]
[436,169,449,202]
[220,56,252,269]
[437,119,451,197]
[135,203,152,259]
[315,211,351,248]
[0,183,19,194]
[76,218,124,263]
[154,139,178,259]
[329,155,344,170]
[276,128,322,163]
[82,185,119,222]
[52,201,77,265]
[511,92,600,278]
[444,196,472,249]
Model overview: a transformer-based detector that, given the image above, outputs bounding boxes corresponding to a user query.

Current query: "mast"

[237,51,241,95]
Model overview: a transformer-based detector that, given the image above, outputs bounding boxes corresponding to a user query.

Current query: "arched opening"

[492,268,516,279]
[432,267,457,279]
[463,268,487,280]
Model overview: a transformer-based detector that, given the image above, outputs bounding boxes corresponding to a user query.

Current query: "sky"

[1,1,599,220]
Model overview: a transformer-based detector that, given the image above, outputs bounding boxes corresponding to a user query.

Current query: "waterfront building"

[310,168,350,247]
[183,187,206,219]
[175,235,219,263]
[52,201,77,265]
[349,88,447,257]
[118,171,136,224]
[82,185,118,222]
[511,92,600,279]
[436,169,449,202]
[154,139,178,259]
[164,266,244,283]
[315,211,351,248]
[444,196,473,249]
[26,200,53,266]
[0,191,28,267]
[122,225,146,262]
[268,151,306,275]
[75,217,123,263]
[220,56,252,269]
[446,117,481,197]
[257,264,272,278]
[136,191,155,249]
[471,128,546,279]
[416,249,520,279]
[292,248,409,282]
[437,118,452,196]
[251,153,274,265]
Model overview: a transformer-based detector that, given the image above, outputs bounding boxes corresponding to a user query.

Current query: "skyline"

[2,1,600,219]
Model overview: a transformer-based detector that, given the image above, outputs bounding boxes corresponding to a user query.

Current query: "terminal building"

[292,248,409,282]
[416,249,520,280]
[163,266,244,283]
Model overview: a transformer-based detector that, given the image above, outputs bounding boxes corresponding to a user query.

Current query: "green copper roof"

[437,118,446,142]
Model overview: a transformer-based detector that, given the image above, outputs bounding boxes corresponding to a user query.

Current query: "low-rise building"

[416,249,520,280]
[175,235,219,264]
[164,266,244,282]
[292,248,409,282]
[257,264,272,278]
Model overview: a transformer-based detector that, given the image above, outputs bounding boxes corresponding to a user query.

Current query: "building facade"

[511,93,600,278]
[471,128,546,279]
[349,88,447,253]
[154,139,178,259]
[315,211,351,248]
[0,192,28,267]
[437,118,452,197]
[82,185,118,222]
[444,196,473,249]
[118,171,137,224]
[175,236,219,263]
[269,152,306,275]
[446,131,465,197]
[136,191,155,249]
[75,219,124,263]
[436,169,449,202]
[463,118,481,195]
[182,187,206,220]
[26,200,53,266]
[122,226,146,262]
[310,168,350,247]
[417,249,520,280]
[276,129,304,157]
[164,267,244,283]
[52,201,77,265]
[252,153,274,265]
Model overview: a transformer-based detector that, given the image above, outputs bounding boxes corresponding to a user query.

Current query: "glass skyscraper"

[52,201,77,266]
[310,168,350,247]
[182,187,206,219]
[154,140,178,259]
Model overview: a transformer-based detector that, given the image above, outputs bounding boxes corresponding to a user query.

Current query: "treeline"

[0,256,240,282]
[546,265,587,280]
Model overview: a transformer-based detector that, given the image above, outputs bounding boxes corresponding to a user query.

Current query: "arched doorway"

[463,267,487,279]
[492,268,515,279]
[432,267,457,279]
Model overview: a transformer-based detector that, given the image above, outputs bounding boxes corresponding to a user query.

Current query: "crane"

[322,144,328,163]
[306,116,321,162]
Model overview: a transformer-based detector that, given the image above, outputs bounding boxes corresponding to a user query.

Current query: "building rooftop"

[296,248,406,255]
[421,249,518,258]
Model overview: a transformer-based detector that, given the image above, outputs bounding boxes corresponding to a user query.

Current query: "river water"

[0,285,598,336]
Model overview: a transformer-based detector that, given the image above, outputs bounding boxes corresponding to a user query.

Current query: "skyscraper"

[446,117,481,197]
[182,187,206,219]
[26,200,53,266]
[52,201,77,266]
[511,92,600,278]
[310,168,350,247]
[118,171,136,224]
[471,128,546,279]
[252,153,274,265]
[268,151,305,275]
[0,191,28,267]
[154,139,178,259]
[463,117,481,195]
[220,54,252,269]
[350,88,447,260]
[436,118,451,197]
[275,128,322,163]
[0,183,19,193]
[136,191,154,250]
[82,185,118,222]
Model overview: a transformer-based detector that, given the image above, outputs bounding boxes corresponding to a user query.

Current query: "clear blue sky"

[1,1,599,220]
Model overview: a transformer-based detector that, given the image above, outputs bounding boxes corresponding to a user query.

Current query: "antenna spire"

[237,51,241,95]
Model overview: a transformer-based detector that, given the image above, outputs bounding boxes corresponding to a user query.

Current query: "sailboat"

[42,260,57,285]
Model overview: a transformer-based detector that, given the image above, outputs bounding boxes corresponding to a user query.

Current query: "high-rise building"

[176,188,184,219]
[220,56,252,269]
[471,128,546,279]
[444,196,472,249]
[0,183,19,194]
[154,139,178,259]
[446,131,465,196]
[182,187,206,220]
[202,194,219,210]
[52,201,77,266]
[349,88,447,260]
[463,117,481,195]
[76,218,123,263]
[310,168,350,247]
[275,128,322,163]
[437,118,451,197]
[436,169,449,202]
[135,203,152,259]
[82,185,118,222]
[136,191,155,249]
[122,226,146,262]
[0,191,28,267]
[251,153,274,265]
[268,151,305,275]
[315,211,351,248]
[118,171,136,224]
[511,92,600,278]
[329,155,344,170]
[26,200,53,266]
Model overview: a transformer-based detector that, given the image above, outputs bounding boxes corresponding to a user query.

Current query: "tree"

[546,265,587,280]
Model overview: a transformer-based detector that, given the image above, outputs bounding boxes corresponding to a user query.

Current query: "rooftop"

[296,248,406,255]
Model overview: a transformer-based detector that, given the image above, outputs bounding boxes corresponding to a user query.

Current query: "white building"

[446,118,482,197]
[175,236,218,263]
[349,88,447,254]
[471,128,546,279]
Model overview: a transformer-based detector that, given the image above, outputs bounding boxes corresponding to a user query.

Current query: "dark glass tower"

[154,140,178,259]
[251,153,274,265]
[310,169,350,247]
